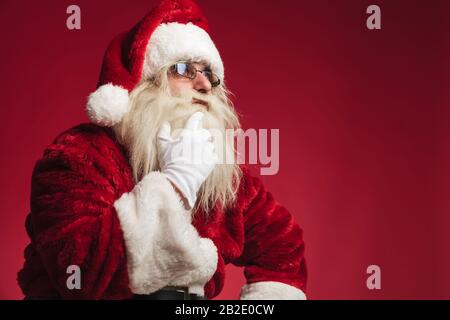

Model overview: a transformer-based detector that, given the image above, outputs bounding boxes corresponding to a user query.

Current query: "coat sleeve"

[232,168,307,300]
[23,125,218,299]
[25,126,134,299]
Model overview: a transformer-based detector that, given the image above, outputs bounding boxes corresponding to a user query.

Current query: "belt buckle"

[166,286,190,300]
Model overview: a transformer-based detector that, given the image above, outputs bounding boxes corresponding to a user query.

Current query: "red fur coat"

[17,123,307,299]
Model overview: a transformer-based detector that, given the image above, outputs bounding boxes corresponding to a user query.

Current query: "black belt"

[132,286,205,300]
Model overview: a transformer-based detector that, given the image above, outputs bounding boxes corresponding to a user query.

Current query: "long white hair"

[113,65,242,214]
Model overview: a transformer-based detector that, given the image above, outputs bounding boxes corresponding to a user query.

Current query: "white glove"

[157,112,218,209]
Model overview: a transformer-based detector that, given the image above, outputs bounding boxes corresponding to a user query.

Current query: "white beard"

[113,81,242,213]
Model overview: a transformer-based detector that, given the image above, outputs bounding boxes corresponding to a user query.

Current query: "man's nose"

[193,71,212,94]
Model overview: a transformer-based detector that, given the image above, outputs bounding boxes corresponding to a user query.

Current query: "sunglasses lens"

[175,63,188,77]
[172,63,221,87]
[204,70,220,87]
[211,76,220,87]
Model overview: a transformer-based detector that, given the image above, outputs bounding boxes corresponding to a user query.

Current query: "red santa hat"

[86,0,224,127]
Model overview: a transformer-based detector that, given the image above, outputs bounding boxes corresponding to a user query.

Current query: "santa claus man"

[17,0,307,300]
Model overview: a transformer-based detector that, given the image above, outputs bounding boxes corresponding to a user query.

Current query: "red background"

[0,0,449,299]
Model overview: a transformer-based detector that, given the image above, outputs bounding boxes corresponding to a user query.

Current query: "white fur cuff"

[114,171,218,295]
[240,281,307,300]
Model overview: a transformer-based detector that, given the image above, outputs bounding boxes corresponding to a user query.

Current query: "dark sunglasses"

[169,62,221,88]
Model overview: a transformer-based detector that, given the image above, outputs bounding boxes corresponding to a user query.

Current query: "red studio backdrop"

[0,0,449,299]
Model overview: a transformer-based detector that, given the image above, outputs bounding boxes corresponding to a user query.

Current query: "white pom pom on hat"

[86,84,130,127]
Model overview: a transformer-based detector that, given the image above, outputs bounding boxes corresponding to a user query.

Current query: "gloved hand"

[157,112,219,209]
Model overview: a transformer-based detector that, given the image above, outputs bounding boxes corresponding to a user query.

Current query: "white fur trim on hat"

[86,83,130,127]
[240,281,307,300]
[144,22,224,81]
